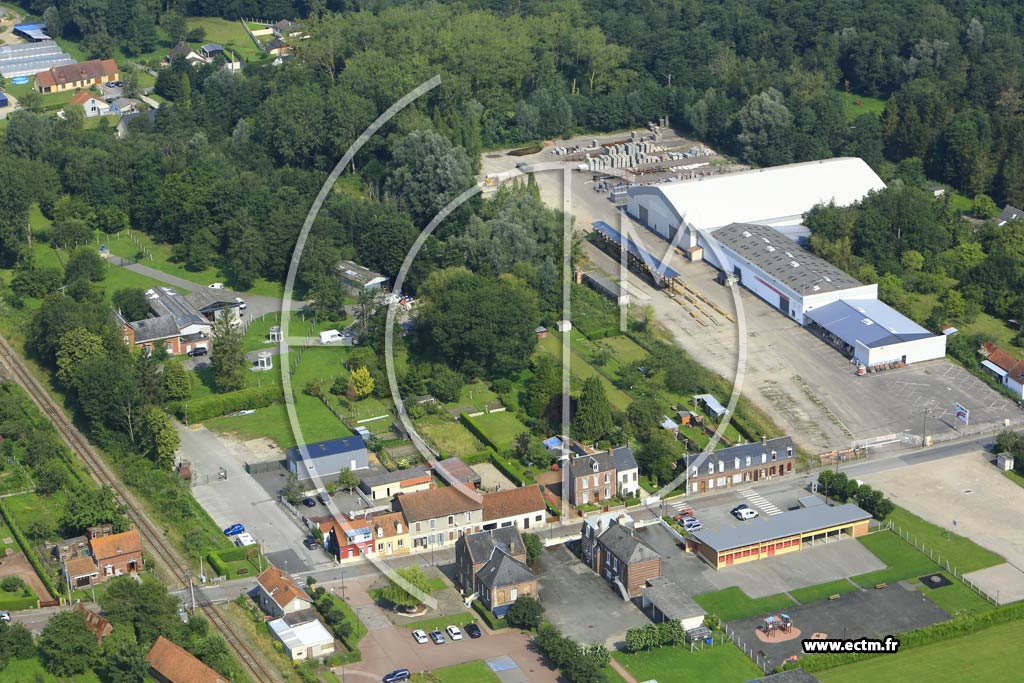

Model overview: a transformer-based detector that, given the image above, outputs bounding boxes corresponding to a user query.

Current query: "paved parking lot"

[727,583,948,666]
[535,543,650,647]
[179,424,333,573]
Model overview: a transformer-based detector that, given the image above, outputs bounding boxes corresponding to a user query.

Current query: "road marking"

[738,489,783,515]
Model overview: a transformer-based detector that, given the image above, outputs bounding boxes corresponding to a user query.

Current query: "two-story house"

[565,451,617,506]
[367,510,410,556]
[475,548,537,618]
[395,487,483,551]
[482,485,547,531]
[590,518,661,597]
[683,436,796,494]
[358,466,433,502]
[253,567,312,618]
[321,520,375,561]
[62,525,143,588]
[612,446,640,497]
[454,527,527,593]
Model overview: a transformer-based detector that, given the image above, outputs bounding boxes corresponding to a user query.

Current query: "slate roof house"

[564,451,617,506]
[117,286,243,356]
[589,518,661,597]
[683,436,796,495]
[612,446,640,497]
[475,548,537,618]
[455,526,527,592]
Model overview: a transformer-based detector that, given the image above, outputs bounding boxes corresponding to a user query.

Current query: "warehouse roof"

[628,157,885,233]
[14,23,51,41]
[689,504,871,553]
[805,299,936,349]
[286,435,367,462]
[710,223,864,295]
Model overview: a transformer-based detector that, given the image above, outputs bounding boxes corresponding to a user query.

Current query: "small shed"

[660,416,679,433]
[535,326,548,339]
[694,394,727,420]
[555,320,572,332]
[997,453,1015,472]
[269,325,282,342]
[256,351,273,371]
[798,495,825,508]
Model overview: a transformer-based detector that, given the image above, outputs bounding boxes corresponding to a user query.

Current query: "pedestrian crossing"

[666,499,690,514]
[738,488,783,515]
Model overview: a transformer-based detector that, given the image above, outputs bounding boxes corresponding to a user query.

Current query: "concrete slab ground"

[727,582,948,666]
[179,424,333,573]
[535,544,651,647]
[472,461,516,492]
[962,564,1024,605]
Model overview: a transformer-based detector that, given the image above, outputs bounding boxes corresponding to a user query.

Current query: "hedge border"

[168,384,284,423]
[0,498,59,602]
[472,599,507,630]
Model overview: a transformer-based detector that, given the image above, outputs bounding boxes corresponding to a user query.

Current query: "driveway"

[535,544,650,648]
[330,574,560,682]
[178,423,333,573]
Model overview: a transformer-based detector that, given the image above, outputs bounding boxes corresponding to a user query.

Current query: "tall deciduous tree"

[210,314,247,393]
[162,357,192,401]
[385,130,474,227]
[38,610,98,676]
[55,327,105,387]
[347,366,374,399]
[59,485,128,535]
[379,566,432,609]
[139,405,180,468]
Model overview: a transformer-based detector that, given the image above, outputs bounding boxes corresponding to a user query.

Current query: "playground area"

[727,583,948,667]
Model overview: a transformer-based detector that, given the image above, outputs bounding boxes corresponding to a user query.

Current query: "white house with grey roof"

[684,436,796,495]
[611,446,639,497]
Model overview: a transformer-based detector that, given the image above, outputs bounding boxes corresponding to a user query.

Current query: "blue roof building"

[285,435,369,480]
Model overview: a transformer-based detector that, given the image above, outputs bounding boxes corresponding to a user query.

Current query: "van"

[318,491,331,505]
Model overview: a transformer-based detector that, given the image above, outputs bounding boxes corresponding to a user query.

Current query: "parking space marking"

[739,488,783,515]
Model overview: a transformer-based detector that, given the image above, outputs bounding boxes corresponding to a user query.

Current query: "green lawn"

[417,661,500,683]
[839,91,887,121]
[188,17,267,63]
[241,311,351,353]
[886,507,1004,573]
[99,229,283,297]
[0,657,103,683]
[601,335,648,363]
[448,381,499,412]
[5,491,65,536]
[463,411,530,451]
[415,414,484,456]
[818,618,1024,683]
[693,587,797,622]
[790,579,859,605]
[612,642,762,683]
[947,190,973,213]
[1004,470,1024,490]
[0,585,38,610]
[398,612,475,632]
[918,573,994,616]
[537,333,632,410]
[102,259,185,298]
[852,532,937,587]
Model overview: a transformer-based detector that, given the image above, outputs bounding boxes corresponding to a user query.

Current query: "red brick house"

[147,636,231,683]
[117,287,244,357]
[63,526,143,588]
[454,526,527,592]
[590,519,661,597]
[564,452,617,506]
[321,519,375,561]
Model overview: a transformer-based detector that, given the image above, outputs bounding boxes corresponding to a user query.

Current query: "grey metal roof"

[146,287,209,329]
[565,452,616,479]
[998,204,1022,225]
[336,260,387,288]
[598,521,661,564]
[185,288,241,313]
[710,223,862,295]
[129,316,189,343]
[462,527,525,565]
[0,41,75,78]
[689,503,872,553]
[643,577,705,620]
[358,466,429,488]
[743,670,821,683]
[611,446,637,472]
[475,548,534,589]
[685,436,795,478]
[805,299,935,349]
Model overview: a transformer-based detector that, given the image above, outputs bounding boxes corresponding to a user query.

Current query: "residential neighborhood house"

[62,525,143,588]
[74,603,113,643]
[358,465,433,502]
[482,484,547,531]
[683,436,796,494]
[147,635,231,683]
[475,547,537,618]
[455,526,527,593]
[36,58,119,93]
[564,450,617,506]
[67,90,110,117]
[979,341,1024,399]
[587,518,662,597]
[253,566,312,618]
[396,486,483,550]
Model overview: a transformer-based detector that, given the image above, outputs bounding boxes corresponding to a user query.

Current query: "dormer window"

[376,527,383,538]
[771,450,777,461]
[592,460,599,473]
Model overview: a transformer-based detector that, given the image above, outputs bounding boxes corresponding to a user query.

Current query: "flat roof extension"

[689,503,871,553]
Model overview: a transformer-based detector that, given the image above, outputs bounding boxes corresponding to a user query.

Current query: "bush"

[471,600,507,630]
[1,576,26,592]
[506,595,545,630]
[167,384,284,422]
[488,449,534,485]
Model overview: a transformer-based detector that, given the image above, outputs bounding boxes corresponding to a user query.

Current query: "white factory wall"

[855,335,947,367]
[626,192,681,241]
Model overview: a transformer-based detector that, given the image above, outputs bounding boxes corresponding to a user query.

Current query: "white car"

[445,625,463,641]
[0,611,9,622]
[234,297,246,310]
[412,629,429,644]
[735,508,759,521]
[682,517,703,532]
[208,282,224,289]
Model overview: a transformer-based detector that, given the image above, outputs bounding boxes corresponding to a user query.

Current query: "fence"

[886,521,1000,606]
[722,623,771,674]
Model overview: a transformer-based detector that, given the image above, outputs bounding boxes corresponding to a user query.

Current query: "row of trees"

[817,470,895,520]
[534,622,612,683]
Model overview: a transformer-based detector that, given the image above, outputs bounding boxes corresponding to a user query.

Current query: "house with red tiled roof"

[36,59,119,93]
[254,566,312,618]
[62,525,143,588]
[147,636,231,683]
[73,603,113,643]
[67,90,110,117]
[482,484,547,531]
[980,341,1024,398]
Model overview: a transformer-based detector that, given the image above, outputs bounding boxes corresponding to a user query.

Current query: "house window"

[448,516,454,525]
[465,511,472,522]
[582,492,589,504]
[397,539,404,547]
[429,519,436,530]
[582,477,588,489]
[510,588,518,602]
[377,543,383,551]
[415,522,421,533]
[535,514,542,522]
[633,472,638,481]
[604,487,610,498]
[604,473,610,484]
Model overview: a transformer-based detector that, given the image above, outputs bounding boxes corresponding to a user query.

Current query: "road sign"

[955,403,969,426]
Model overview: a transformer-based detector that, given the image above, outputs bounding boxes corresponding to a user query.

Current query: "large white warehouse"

[624,158,946,367]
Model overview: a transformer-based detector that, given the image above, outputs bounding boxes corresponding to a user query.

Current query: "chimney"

[761,435,767,446]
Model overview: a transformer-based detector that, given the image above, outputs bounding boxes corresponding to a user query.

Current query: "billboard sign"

[955,403,969,426]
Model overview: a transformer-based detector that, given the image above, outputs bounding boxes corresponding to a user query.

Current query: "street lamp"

[921,408,934,448]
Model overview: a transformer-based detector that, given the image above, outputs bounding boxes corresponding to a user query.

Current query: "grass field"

[100,229,283,297]
[415,661,500,683]
[463,410,530,451]
[415,414,484,456]
[0,585,38,610]
[790,579,858,605]
[839,91,887,120]
[852,532,937,587]
[398,612,475,632]
[0,657,102,683]
[188,17,266,63]
[693,587,796,622]
[537,333,632,410]
[1004,470,1024,489]
[818,618,1024,683]
[917,572,994,615]
[448,381,499,412]
[886,507,1004,573]
[612,641,762,683]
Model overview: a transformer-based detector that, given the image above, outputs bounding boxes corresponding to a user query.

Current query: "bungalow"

[254,566,312,618]
[147,636,231,683]
[67,90,110,117]
[998,204,1023,226]
[265,37,290,56]
[358,466,432,502]
[475,548,537,618]
[482,484,547,531]
[455,526,527,592]
[36,59,119,93]
[979,341,1024,399]
[165,42,207,65]
[683,436,796,495]
[589,518,661,597]
[267,609,335,661]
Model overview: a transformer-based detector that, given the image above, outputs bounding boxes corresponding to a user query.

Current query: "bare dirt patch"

[0,551,53,601]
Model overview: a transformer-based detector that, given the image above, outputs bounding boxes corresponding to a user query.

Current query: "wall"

[625,191,682,241]
[858,334,947,366]
[624,557,661,595]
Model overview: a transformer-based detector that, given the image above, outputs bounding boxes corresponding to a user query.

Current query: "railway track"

[0,336,282,683]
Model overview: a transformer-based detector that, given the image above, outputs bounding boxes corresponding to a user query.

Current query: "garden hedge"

[168,384,284,423]
[472,600,507,630]
[488,450,534,486]
[0,499,61,601]
[458,414,498,451]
